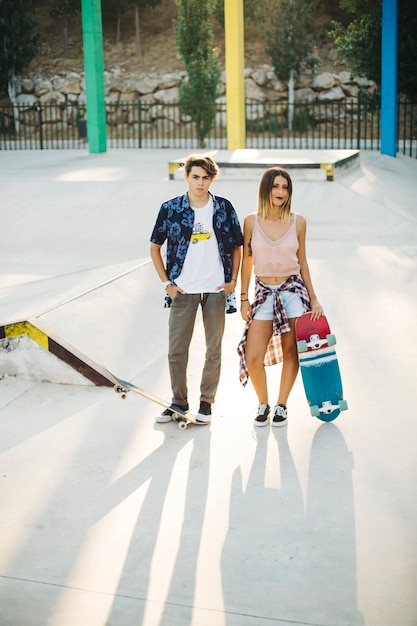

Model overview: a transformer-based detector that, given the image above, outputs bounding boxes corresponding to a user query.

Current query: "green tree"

[0,0,38,125]
[50,0,80,57]
[330,0,417,99]
[265,0,319,129]
[213,0,264,27]
[175,0,221,147]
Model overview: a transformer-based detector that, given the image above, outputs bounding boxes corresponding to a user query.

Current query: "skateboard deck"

[296,313,348,422]
[102,367,204,429]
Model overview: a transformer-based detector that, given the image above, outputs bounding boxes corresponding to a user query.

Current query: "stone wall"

[6,65,376,132]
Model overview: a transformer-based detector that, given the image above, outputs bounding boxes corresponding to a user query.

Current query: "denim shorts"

[253,284,304,320]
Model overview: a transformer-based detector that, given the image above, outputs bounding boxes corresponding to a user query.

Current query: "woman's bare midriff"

[258,275,291,285]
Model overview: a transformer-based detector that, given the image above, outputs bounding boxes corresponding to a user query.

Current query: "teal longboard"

[296,313,348,422]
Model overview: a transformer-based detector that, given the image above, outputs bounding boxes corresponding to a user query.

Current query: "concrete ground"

[0,148,416,626]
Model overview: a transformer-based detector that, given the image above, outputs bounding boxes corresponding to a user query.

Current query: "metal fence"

[0,97,416,157]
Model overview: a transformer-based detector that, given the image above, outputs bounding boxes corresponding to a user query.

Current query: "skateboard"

[295,312,348,422]
[103,367,204,429]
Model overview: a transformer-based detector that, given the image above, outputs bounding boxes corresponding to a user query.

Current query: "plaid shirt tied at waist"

[237,275,310,386]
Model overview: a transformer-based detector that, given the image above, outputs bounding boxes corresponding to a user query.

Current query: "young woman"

[238,167,323,427]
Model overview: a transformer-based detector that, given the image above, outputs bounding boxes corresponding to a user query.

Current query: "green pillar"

[81,0,106,153]
[225,0,246,149]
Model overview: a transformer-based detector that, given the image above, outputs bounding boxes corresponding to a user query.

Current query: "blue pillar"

[380,0,398,157]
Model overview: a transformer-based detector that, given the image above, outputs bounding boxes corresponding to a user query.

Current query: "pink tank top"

[252,214,300,277]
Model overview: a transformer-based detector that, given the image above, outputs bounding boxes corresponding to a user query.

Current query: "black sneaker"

[197,401,212,423]
[254,403,270,427]
[272,404,287,427]
[156,404,188,423]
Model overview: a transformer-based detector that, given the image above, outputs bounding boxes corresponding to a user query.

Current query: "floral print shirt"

[150,191,243,293]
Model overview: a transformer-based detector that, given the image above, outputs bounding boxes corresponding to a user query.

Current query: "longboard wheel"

[178,420,188,430]
[339,399,348,411]
[326,333,337,346]
[297,339,308,353]
[310,405,320,417]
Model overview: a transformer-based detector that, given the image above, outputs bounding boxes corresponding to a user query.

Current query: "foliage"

[0,0,38,94]
[213,0,264,28]
[330,0,381,86]
[330,0,417,98]
[264,0,320,83]
[177,59,221,148]
[175,0,221,147]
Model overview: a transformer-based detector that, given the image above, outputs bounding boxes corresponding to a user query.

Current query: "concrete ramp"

[0,259,169,386]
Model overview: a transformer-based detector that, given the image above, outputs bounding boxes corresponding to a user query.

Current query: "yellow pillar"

[224,0,246,149]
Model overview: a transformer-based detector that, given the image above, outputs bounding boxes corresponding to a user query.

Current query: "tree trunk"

[64,18,69,57]
[8,73,20,133]
[116,11,121,43]
[135,4,142,57]
[288,69,295,131]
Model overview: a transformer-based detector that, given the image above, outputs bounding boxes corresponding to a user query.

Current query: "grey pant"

[168,291,226,407]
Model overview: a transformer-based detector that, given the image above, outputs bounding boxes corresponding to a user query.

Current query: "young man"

[150,154,243,423]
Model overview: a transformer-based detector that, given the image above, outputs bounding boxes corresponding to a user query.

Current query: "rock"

[312,72,335,91]
[245,77,267,102]
[341,83,359,98]
[294,88,316,104]
[318,86,345,102]
[157,71,185,90]
[21,78,34,94]
[60,72,82,95]
[135,75,160,95]
[16,93,37,109]
[251,67,270,87]
[338,71,355,84]
[153,87,179,104]
[39,90,66,105]
[33,78,53,97]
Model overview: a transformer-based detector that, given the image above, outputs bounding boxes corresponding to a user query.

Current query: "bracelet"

[240,292,248,295]
[240,299,249,303]
[230,278,237,283]
[161,280,171,290]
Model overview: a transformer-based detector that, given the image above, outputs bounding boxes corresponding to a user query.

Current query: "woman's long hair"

[257,167,293,223]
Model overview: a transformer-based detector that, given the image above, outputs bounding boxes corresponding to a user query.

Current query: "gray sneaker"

[156,405,188,423]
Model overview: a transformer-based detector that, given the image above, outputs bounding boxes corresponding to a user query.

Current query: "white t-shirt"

[175,197,224,293]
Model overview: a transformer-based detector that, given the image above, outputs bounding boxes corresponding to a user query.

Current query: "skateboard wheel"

[297,339,308,353]
[178,420,187,430]
[114,384,128,399]
[326,333,336,346]
[310,405,320,417]
[339,399,348,411]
